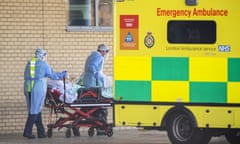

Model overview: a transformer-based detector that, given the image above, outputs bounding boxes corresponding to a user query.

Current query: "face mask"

[42,56,47,61]
[104,52,109,60]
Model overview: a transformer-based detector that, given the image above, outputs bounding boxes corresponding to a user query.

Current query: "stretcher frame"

[44,78,114,138]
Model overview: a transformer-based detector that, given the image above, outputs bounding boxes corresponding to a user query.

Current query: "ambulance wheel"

[225,129,240,144]
[66,128,71,138]
[167,112,208,144]
[106,127,113,137]
[88,127,95,137]
[47,128,52,138]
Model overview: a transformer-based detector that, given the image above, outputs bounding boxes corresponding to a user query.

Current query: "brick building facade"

[0,0,113,134]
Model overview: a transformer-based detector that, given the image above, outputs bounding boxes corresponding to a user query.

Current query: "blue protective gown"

[83,51,104,87]
[24,58,66,114]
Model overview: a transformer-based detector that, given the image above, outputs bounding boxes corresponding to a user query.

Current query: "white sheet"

[47,79,81,103]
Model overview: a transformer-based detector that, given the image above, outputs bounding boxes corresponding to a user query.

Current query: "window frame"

[66,0,112,32]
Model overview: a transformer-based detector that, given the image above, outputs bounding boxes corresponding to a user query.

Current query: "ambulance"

[113,0,240,144]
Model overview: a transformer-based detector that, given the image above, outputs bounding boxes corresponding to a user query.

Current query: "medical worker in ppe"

[23,48,67,139]
[82,44,109,87]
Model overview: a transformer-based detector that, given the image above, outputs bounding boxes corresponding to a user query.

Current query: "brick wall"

[0,0,113,134]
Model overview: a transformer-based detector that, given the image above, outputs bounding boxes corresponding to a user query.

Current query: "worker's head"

[35,48,47,60]
[97,44,109,57]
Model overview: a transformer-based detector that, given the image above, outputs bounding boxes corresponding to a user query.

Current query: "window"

[67,0,112,31]
[167,21,216,44]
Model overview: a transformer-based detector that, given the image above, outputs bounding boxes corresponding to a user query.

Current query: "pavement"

[0,128,230,144]
[0,128,167,144]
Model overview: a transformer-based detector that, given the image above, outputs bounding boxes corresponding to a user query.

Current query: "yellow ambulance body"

[113,0,240,144]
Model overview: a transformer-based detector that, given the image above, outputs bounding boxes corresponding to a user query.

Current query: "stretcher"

[44,80,114,138]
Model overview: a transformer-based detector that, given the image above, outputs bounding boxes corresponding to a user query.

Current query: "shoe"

[23,134,36,139]
[38,134,47,138]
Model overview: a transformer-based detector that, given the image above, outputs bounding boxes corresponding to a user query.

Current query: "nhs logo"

[218,45,230,52]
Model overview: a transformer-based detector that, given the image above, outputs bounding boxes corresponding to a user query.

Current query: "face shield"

[97,44,109,59]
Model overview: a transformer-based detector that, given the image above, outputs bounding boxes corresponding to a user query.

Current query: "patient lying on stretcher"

[47,75,113,104]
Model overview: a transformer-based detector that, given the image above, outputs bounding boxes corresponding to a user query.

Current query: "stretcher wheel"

[47,128,52,138]
[88,127,95,137]
[72,127,80,136]
[106,127,113,137]
[66,128,71,138]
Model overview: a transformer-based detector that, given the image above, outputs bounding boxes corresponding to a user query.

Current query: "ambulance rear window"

[167,20,216,44]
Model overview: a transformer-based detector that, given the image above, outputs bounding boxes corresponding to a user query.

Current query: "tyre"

[106,127,113,137]
[88,127,95,137]
[225,129,240,144]
[72,127,80,136]
[65,128,71,138]
[166,112,208,144]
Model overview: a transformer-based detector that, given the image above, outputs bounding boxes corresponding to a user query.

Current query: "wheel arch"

[160,105,198,129]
